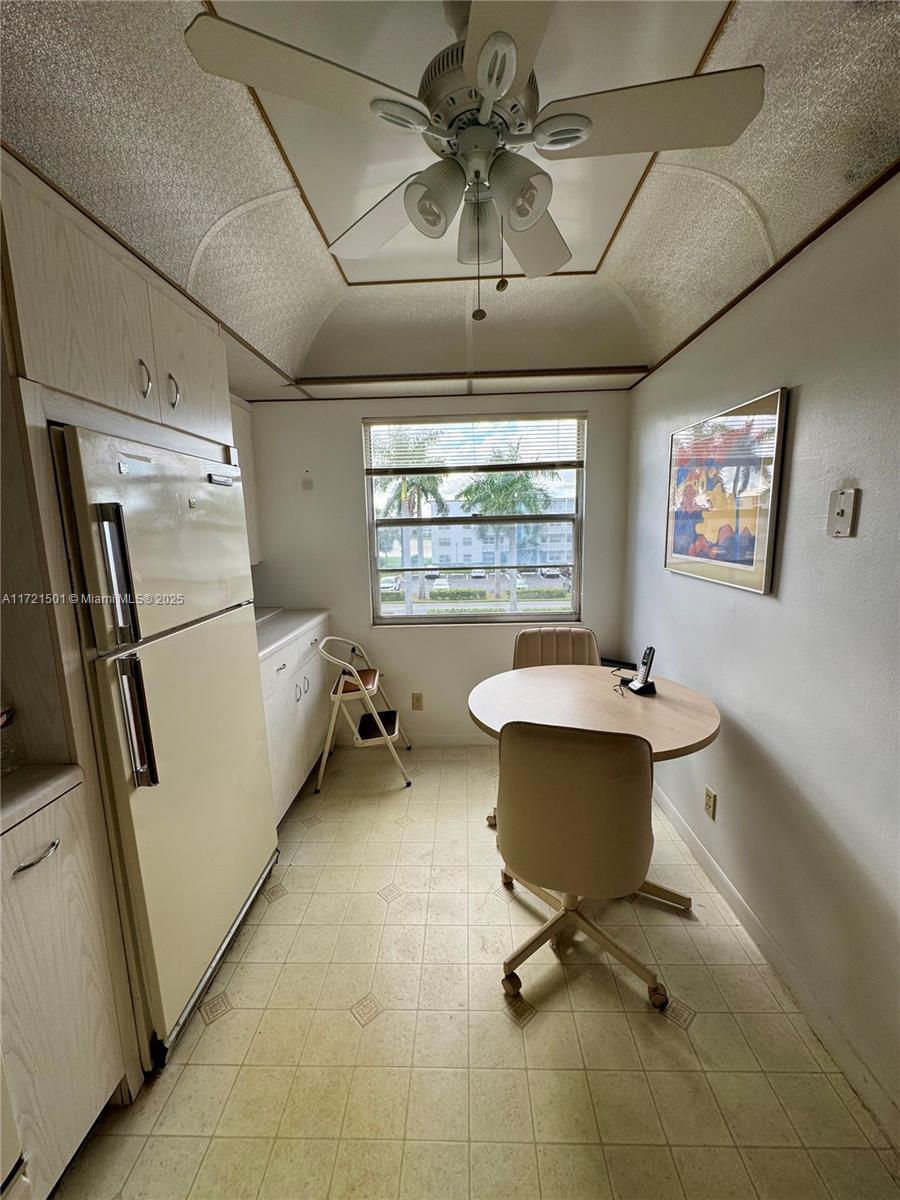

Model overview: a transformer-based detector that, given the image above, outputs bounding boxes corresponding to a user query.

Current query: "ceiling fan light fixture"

[489,150,552,232]
[532,112,593,151]
[404,158,467,238]
[369,98,430,133]
[457,192,502,265]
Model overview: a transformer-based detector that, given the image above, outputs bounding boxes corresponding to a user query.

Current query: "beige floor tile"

[353,867,395,894]
[400,1140,469,1200]
[427,893,468,924]
[281,865,322,892]
[243,925,297,964]
[357,1010,417,1066]
[468,1012,526,1068]
[300,1010,362,1065]
[662,964,728,1011]
[469,893,512,925]
[279,1066,351,1137]
[419,962,468,1009]
[644,929,707,970]
[188,1137,271,1199]
[302,893,350,925]
[516,964,570,1010]
[379,924,426,963]
[647,1071,733,1145]
[575,1012,642,1069]
[469,1069,534,1141]
[246,1009,312,1065]
[470,1143,540,1200]
[343,893,387,924]
[316,962,376,1009]
[536,1143,611,1200]
[711,965,781,1011]
[269,962,328,1008]
[707,1073,800,1146]
[787,1013,839,1071]
[809,1149,900,1199]
[53,1135,145,1200]
[386,892,429,924]
[688,1014,759,1071]
[690,927,752,965]
[604,1145,685,1200]
[735,1014,820,1071]
[768,1073,868,1147]
[628,1013,701,1070]
[316,865,361,893]
[587,1070,666,1144]
[522,1011,583,1069]
[169,1013,205,1063]
[154,1065,238,1136]
[672,1147,756,1200]
[564,964,623,1011]
[414,1009,468,1066]
[406,1067,469,1140]
[215,1065,293,1137]
[528,1069,598,1143]
[190,1008,261,1065]
[259,1139,338,1200]
[99,1069,182,1136]
[225,962,281,1008]
[423,924,468,963]
[329,1139,403,1200]
[430,866,469,892]
[342,1066,411,1138]
[331,925,383,963]
[468,926,512,963]
[121,1136,208,1200]
[261,892,312,925]
[371,963,423,1009]
[828,1074,891,1148]
[741,1147,830,1199]
[467,964,509,1011]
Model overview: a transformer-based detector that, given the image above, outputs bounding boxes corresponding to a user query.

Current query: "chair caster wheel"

[406,745,413,751]
[486,812,497,829]
[549,938,560,955]
[313,788,320,794]
[405,780,412,787]
[500,869,513,888]
[502,972,522,998]
[648,986,669,1011]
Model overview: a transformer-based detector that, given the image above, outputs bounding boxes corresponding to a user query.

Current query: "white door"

[65,425,252,651]
[97,604,276,1043]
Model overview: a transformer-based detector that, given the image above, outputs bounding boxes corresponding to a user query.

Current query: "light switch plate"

[827,487,858,537]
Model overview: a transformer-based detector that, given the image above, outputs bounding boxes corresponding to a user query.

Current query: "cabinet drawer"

[298,617,330,669]
[1,783,124,1200]
[260,641,300,697]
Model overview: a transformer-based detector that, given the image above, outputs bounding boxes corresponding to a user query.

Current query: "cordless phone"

[627,646,657,696]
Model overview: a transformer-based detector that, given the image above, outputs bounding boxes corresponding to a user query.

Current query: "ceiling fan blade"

[503,211,571,277]
[535,65,765,160]
[328,176,419,260]
[184,13,429,126]
[463,2,553,99]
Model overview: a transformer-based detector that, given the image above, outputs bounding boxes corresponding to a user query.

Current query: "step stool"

[314,637,412,792]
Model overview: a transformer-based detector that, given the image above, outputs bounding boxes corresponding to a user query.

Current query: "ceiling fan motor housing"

[419,40,540,158]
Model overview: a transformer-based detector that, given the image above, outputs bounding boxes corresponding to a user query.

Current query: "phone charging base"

[627,679,657,696]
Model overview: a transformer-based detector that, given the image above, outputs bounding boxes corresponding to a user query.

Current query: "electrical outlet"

[411,692,423,711]
[704,786,717,820]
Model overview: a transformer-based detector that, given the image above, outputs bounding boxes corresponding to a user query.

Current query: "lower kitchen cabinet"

[1,780,124,1200]
[259,612,332,823]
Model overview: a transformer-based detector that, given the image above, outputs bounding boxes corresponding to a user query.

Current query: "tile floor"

[57,745,898,1200]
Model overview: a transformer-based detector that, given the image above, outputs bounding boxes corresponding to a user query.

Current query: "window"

[364,414,585,624]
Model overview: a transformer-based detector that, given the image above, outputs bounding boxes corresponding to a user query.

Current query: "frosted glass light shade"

[404,158,466,238]
[489,151,553,231]
[457,194,502,264]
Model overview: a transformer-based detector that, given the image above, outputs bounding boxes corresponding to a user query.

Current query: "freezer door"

[97,604,276,1042]
[65,425,252,650]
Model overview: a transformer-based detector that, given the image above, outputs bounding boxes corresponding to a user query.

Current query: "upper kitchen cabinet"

[148,283,232,444]
[1,163,161,423]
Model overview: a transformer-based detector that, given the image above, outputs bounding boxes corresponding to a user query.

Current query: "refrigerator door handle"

[97,502,141,645]
[117,654,160,787]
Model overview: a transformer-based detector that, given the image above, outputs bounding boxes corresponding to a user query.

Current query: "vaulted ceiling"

[1,1,897,388]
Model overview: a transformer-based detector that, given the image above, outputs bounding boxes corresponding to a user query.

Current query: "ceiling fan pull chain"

[497,217,509,293]
[472,175,487,321]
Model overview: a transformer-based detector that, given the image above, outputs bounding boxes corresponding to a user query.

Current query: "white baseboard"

[654,781,900,1149]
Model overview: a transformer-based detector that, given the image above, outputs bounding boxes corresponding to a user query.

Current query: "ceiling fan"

[184,4,764,278]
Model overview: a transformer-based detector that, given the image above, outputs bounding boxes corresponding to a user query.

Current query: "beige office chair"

[485,625,603,829]
[496,721,670,1011]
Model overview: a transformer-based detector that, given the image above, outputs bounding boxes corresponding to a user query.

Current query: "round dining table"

[468,664,720,761]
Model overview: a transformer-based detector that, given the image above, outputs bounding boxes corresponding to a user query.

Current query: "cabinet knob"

[139,358,153,399]
[13,839,60,875]
[276,662,287,672]
[168,372,181,409]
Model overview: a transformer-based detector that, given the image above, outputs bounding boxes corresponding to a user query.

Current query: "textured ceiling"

[1,1,896,387]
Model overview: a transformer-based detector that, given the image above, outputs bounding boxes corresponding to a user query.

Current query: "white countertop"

[1,763,84,835]
[256,609,329,661]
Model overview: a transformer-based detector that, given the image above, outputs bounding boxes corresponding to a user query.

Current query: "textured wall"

[623,177,900,1132]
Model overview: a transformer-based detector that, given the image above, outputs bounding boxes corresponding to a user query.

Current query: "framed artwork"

[665,388,787,594]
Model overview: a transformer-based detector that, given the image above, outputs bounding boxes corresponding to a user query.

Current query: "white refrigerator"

[63,426,277,1066]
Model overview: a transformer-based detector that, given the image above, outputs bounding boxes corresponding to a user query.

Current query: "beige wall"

[623,177,900,1135]
[251,390,631,743]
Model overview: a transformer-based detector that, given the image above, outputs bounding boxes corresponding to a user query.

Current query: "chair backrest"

[513,626,601,670]
[497,721,653,900]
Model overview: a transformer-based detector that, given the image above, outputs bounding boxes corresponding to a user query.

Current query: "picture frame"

[664,388,787,594]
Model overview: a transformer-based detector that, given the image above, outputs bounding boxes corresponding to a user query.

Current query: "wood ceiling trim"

[297,365,648,386]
